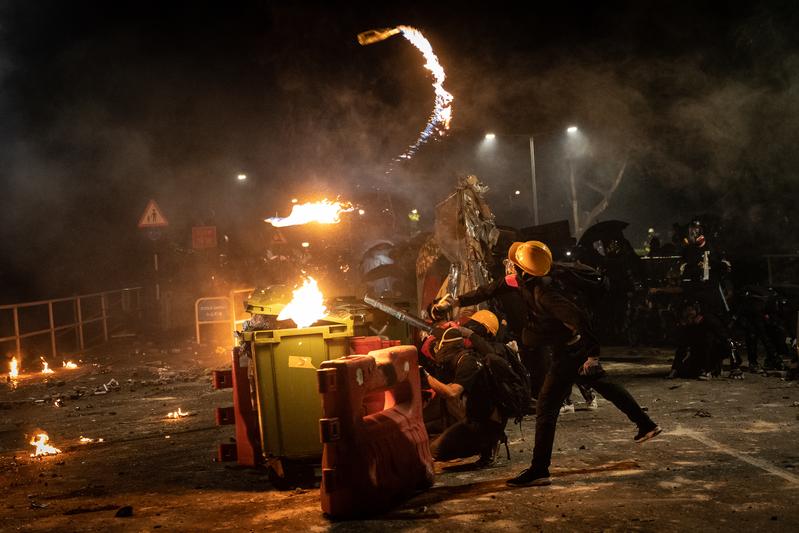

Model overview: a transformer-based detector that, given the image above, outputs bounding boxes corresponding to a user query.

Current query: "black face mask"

[464,320,489,339]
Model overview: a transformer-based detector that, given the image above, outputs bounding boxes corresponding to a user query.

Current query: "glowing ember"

[79,436,104,444]
[63,361,78,369]
[265,199,355,228]
[9,357,19,380]
[30,432,61,457]
[166,408,189,419]
[277,276,327,328]
[40,357,54,375]
[358,25,454,162]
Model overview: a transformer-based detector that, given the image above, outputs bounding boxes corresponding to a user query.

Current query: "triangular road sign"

[138,199,169,228]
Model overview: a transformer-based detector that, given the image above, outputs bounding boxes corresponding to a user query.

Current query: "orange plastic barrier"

[213,346,262,466]
[317,345,434,517]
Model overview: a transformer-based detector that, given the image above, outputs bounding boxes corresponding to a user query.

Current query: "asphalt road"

[1,339,798,532]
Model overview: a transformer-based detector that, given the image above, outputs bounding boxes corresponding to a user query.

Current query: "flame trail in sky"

[357,26,454,162]
[265,199,354,228]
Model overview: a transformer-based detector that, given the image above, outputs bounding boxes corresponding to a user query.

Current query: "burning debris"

[40,357,54,375]
[29,432,61,457]
[62,361,78,369]
[166,408,190,419]
[8,356,19,381]
[277,276,327,328]
[357,25,454,162]
[265,199,355,228]
[79,436,104,444]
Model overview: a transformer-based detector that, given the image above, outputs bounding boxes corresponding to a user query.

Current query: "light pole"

[484,125,579,228]
[565,125,581,235]
[484,133,540,225]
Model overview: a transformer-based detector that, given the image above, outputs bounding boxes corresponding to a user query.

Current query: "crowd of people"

[571,218,798,381]
[413,223,797,487]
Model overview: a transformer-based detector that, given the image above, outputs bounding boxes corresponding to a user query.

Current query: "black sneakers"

[634,424,663,443]
[506,467,552,487]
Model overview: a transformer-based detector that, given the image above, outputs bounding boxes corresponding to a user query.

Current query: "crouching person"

[424,326,506,467]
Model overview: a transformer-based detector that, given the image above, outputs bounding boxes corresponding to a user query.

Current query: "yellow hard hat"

[507,241,524,263]
[512,240,553,276]
[469,310,499,336]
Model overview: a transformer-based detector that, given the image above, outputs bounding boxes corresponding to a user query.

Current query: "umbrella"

[578,220,629,248]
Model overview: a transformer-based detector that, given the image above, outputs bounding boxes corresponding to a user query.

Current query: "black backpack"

[482,343,532,425]
[546,261,606,325]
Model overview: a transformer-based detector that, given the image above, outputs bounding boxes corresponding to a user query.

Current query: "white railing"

[0,287,143,358]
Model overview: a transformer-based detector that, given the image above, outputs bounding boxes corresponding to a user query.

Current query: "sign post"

[195,297,233,344]
[138,200,169,317]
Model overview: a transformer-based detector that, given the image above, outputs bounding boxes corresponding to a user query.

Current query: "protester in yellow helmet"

[431,240,661,487]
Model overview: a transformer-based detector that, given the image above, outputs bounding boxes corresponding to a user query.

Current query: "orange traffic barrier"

[317,345,434,517]
[213,346,262,466]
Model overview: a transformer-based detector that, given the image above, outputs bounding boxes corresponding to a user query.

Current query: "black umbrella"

[578,220,629,248]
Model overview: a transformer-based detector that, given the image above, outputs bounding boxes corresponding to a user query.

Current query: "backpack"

[482,342,532,425]
[545,261,606,325]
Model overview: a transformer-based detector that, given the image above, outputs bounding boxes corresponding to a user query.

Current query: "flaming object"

[277,276,327,328]
[63,361,78,369]
[358,25,454,161]
[265,199,355,228]
[79,436,104,444]
[40,357,54,375]
[30,432,61,457]
[9,357,19,380]
[166,408,189,419]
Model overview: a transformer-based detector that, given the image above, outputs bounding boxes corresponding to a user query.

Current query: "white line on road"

[671,426,799,485]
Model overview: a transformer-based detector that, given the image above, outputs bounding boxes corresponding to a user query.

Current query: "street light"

[482,132,540,225]
[483,126,580,227]
[565,125,583,235]
[237,174,247,181]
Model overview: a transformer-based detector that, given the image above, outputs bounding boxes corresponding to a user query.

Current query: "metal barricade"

[0,287,143,359]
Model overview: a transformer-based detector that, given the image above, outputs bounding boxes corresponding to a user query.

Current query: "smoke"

[2,2,799,302]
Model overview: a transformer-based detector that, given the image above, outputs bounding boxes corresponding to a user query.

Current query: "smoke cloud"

[1,2,798,302]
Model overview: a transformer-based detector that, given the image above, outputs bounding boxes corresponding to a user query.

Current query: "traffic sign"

[138,199,169,228]
[192,226,218,249]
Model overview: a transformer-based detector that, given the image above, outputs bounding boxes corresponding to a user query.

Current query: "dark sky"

[1,1,798,301]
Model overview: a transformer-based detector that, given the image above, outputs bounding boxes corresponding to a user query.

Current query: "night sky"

[1,1,798,302]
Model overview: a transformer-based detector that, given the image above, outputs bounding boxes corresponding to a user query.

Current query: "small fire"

[63,361,78,369]
[265,199,355,228]
[277,276,327,328]
[30,432,61,457]
[79,436,104,444]
[41,357,54,375]
[166,408,189,419]
[9,357,19,380]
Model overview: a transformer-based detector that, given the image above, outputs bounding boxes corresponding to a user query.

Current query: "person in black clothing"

[434,240,661,487]
[676,219,742,379]
[424,324,507,467]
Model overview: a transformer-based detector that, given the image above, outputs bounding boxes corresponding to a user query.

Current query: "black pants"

[430,419,504,461]
[531,351,654,473]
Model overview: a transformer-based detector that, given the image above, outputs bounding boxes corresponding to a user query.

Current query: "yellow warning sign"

[138,199,169,228]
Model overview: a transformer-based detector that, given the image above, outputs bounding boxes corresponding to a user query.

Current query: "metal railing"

[0,287,143,358]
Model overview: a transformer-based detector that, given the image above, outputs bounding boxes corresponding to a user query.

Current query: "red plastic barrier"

[349,336,384,354]
[317,345,434,517]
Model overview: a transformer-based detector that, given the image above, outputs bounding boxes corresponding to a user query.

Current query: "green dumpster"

[246,316,352,463]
